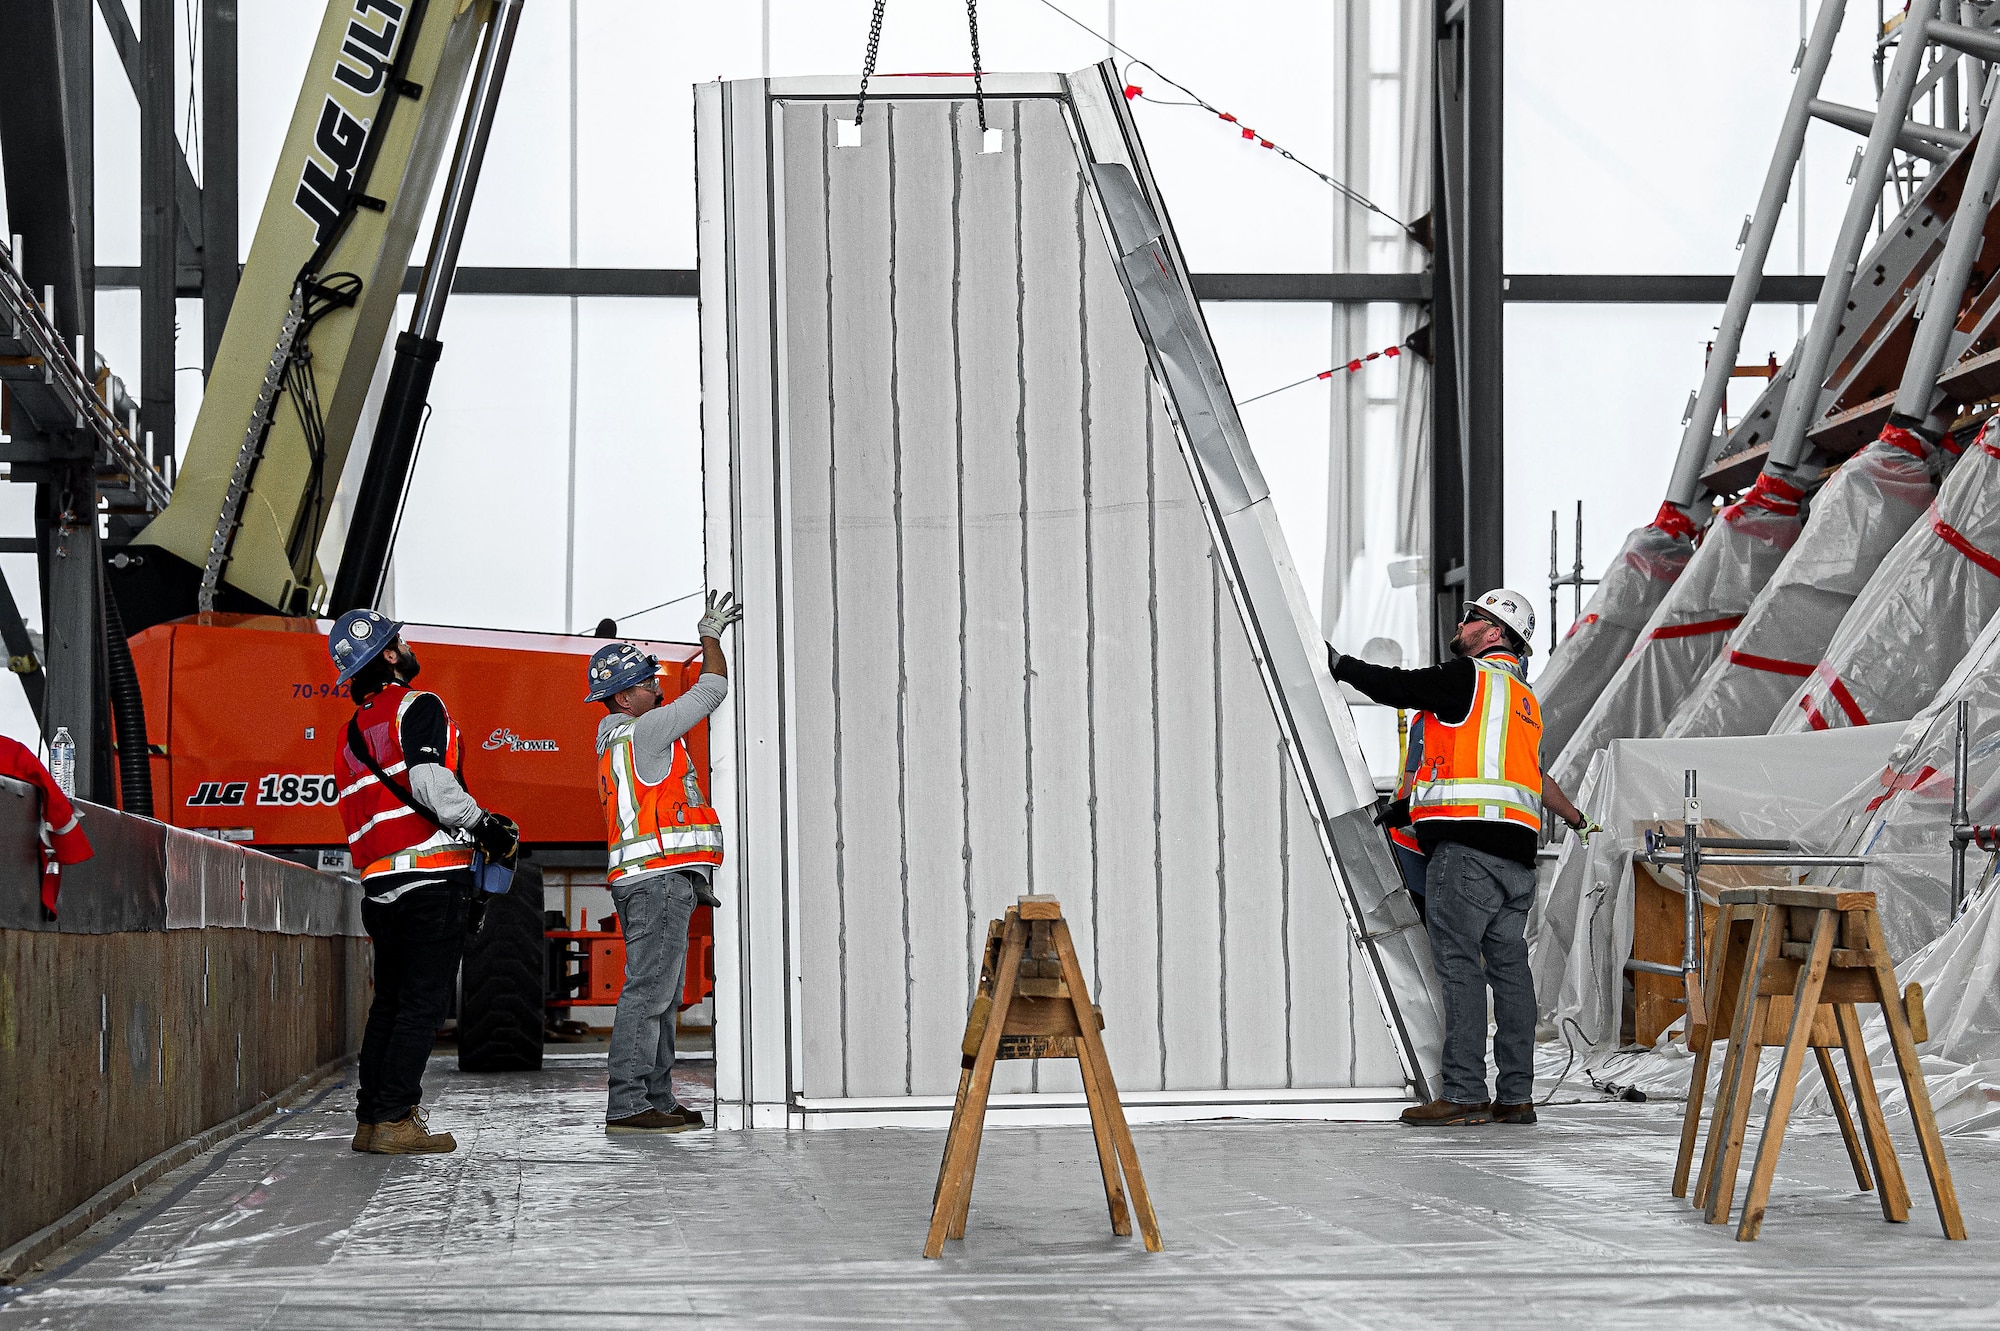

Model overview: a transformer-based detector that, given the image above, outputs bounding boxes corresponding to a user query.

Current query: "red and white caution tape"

[1238,343,1405,407]
[1032,0,1410,233]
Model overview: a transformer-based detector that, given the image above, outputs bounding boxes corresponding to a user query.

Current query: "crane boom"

[127,0,488,621]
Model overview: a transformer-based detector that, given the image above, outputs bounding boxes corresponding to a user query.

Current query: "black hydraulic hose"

[329,331,441,613]
[98,560,154,817]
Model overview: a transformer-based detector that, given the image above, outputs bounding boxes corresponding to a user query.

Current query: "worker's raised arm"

[1327,644,1477,720]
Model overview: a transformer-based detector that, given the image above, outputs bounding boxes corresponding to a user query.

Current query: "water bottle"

[49,727,74,797]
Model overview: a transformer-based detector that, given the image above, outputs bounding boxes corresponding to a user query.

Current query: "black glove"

[472,811,520,860]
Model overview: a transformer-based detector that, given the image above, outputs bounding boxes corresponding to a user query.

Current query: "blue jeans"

[1425,840,1537,1105]
[606,870,698,1120]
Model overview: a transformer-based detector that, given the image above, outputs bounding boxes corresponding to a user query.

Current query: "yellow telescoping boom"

[132,0,489,616]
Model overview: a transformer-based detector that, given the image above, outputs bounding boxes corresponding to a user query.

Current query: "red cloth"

[0,735,92,918]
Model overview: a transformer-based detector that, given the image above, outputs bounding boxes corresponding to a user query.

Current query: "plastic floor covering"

[6,1055,2000,1328]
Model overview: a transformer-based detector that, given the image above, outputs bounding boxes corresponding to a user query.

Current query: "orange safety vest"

[336,684,478,881]
[599,717,724,883]
[1408,651,1544,833]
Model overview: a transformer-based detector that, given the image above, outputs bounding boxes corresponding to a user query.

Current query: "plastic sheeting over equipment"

[1793,606,2000,957]
[1548,476,1804,792]
[1664,429,1940,739]
[1773,424,2000,735]
[1534,507,1694,764]
[1529,725,1902,1064]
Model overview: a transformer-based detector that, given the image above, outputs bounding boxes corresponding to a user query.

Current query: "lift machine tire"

[460,860,547,1072]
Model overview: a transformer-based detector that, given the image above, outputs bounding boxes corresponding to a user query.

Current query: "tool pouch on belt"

[345,717,505,890]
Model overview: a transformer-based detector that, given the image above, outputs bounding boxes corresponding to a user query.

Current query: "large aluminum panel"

[696,67,1432,1111]
[701,69,1434,1125]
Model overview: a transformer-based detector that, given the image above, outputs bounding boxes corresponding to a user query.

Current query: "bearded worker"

[1329,589,1591,1128]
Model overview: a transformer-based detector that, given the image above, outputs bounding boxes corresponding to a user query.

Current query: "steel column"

[139,0,179,472]
[201,0,240,378]
[38,464,104,800]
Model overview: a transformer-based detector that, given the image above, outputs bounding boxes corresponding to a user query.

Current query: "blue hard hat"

[586,642,660,702]
[329,608,405,685]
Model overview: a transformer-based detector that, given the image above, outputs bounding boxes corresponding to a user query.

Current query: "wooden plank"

[1738,908,1835,1241]
[1702,905,1775,1221]
[1716,887,1876,911]
[926,913,1025,1257]
[1861,909,1966,1239]
[1835,1001,1912,1222]
[1075,1028,1133,1236]
[1053,918,1162,1251]
[1817,1046,1876,1193]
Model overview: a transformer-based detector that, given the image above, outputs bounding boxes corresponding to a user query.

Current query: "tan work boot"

[1491,1101,1538,1125]
[350,1120,375,1152]
[366,1107,457,1154]
[1400,1098,1491,1126]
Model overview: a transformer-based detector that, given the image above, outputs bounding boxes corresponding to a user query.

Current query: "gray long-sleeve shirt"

[596,671,730,880]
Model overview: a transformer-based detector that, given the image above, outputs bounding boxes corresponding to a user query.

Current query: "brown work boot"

[350,1120,375,1152]
[606,1108,699,1135]
[366,1107,457,1154]
[1491,1101,1538,1125]
[1400,1098,1491,1126]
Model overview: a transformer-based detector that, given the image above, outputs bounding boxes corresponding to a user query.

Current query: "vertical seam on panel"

[952,102,975,1007]
[1147,396,1165,1089]
[1279,737,1293,1088]
[1213,555,1228,1089]
[1077,178,1101,998]
[887,104,913,1098]
[822,110,850,1099]
[1014,99,1036,903]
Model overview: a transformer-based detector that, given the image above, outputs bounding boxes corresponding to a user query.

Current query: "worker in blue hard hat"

[588,591,743,1135]
[329,608,520,1155]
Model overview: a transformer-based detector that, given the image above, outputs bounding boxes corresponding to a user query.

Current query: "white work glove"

[1569,818,1601,847]
[696,590,745,641]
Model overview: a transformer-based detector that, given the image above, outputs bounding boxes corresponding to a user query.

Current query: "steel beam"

[95,0,205,269]
[37,462,105,801]
[139,0,179,474]
[201,0,240,376]
[0,0,93,349]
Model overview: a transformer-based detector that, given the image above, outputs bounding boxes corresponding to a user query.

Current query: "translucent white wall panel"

[703,79,1416,1125]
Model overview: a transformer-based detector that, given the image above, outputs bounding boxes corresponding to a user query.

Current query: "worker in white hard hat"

[1329,588,1594,1129]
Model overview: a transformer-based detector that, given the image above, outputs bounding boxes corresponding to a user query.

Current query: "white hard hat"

[1465,588,1536,650]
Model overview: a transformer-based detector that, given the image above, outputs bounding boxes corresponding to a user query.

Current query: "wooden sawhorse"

[925,895,1162,1258]
[1675,886,1963,1241]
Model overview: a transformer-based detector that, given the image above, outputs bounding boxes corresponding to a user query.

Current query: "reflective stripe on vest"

[1408,653,1544,832]
[599,718,724,883]
[335,684,474,880]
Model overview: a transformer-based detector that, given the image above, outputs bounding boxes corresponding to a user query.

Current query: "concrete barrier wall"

[0,780,369,1255]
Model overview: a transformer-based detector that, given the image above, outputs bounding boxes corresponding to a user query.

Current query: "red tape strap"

[1865,763,1939,814]
[1932,508,2000,579]
[1652,501,1697,542]
[1876,422,1928,459]
[1564,612,1600,642]
[1798,662,1869,729]
[1726,648,1814,677]
[1646,614,1744,641]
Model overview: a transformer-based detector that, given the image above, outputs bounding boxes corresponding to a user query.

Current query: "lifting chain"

[966,0,988,133]
[852,0,989,135]
[854,0,887,127]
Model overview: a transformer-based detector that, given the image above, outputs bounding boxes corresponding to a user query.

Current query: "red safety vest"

[599,716,724,883]
[1408,651,1545,834]
[335,684,476,881]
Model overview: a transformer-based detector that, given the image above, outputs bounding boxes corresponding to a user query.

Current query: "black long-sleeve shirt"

[1330,647,1539,868]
